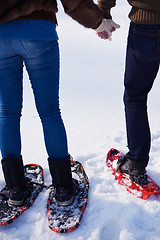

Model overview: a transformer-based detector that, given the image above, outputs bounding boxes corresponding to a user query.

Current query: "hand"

[95,19,120,41]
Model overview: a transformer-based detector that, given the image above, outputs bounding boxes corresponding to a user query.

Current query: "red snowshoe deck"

[107,148,160,199]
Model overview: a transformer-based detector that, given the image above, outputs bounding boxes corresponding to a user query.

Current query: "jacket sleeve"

[0,0,57,24]
[97,0,116,19]
[0,0,22,18]
[60,0,103,29]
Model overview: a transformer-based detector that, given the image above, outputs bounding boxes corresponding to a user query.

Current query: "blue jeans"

[0,39,68,160]
[124,23,160,166]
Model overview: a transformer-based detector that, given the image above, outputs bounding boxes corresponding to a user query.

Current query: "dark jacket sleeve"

[0,0,57,23]
[97,0,116,19]
[60,0,103,29]
[0,0,103,29]
[0,0,23,17]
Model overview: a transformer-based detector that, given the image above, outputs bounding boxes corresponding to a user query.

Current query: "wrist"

[92,19,103,30]
[95,19,106,32]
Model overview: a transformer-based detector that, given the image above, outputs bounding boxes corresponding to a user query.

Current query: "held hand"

[95,19,120,40]
[97,30,112,41]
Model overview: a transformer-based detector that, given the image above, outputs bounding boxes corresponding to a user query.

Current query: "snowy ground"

[1,1,160,239]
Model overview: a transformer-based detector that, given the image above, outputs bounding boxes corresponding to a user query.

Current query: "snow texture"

[1,0,160,239]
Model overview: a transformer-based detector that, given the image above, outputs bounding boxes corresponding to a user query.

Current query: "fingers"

[111,21,120,29]
[97,30,111,40]
[111,27,115,32]
[95,19,120,41]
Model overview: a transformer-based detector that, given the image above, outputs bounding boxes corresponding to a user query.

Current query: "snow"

[1,1,160,239]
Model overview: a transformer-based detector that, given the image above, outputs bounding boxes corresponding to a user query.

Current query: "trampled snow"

[1,1,160,239]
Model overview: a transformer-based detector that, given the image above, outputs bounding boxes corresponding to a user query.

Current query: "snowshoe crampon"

[107,148,160,199]
[47,160,89,233]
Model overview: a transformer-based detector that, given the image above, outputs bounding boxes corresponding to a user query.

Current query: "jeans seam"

[20,40,54,57]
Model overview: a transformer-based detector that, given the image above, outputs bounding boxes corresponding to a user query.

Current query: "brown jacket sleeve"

[97,0,116,19]
[0,0,103,29]
[0,0,22,17]
[60,0,103,29]
[0,0,57,23]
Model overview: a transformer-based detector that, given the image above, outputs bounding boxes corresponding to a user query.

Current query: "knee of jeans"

[37,104,61,120]
[0,105,22,119]
[124,89,147,104]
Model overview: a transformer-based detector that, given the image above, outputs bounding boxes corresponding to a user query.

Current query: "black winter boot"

[116,155,148,186]
[1,156,31,206]
[48,156,79,206]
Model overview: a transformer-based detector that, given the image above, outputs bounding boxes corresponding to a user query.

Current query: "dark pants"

[124,22,160,167]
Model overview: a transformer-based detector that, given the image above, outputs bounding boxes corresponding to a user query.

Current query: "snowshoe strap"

[115,155,127,172]
[30,181,52,189]
[25,177,51,189]
[129,172,148,186]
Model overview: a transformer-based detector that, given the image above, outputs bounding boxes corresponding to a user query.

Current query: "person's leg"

[124,23,160,167]
[117,23,160,185]
[0,39,30,206]
[22,40,68,161]
[0,40,23,159]
[21,40,76,205]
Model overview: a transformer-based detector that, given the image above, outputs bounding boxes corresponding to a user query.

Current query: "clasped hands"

[95,19,120,41]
